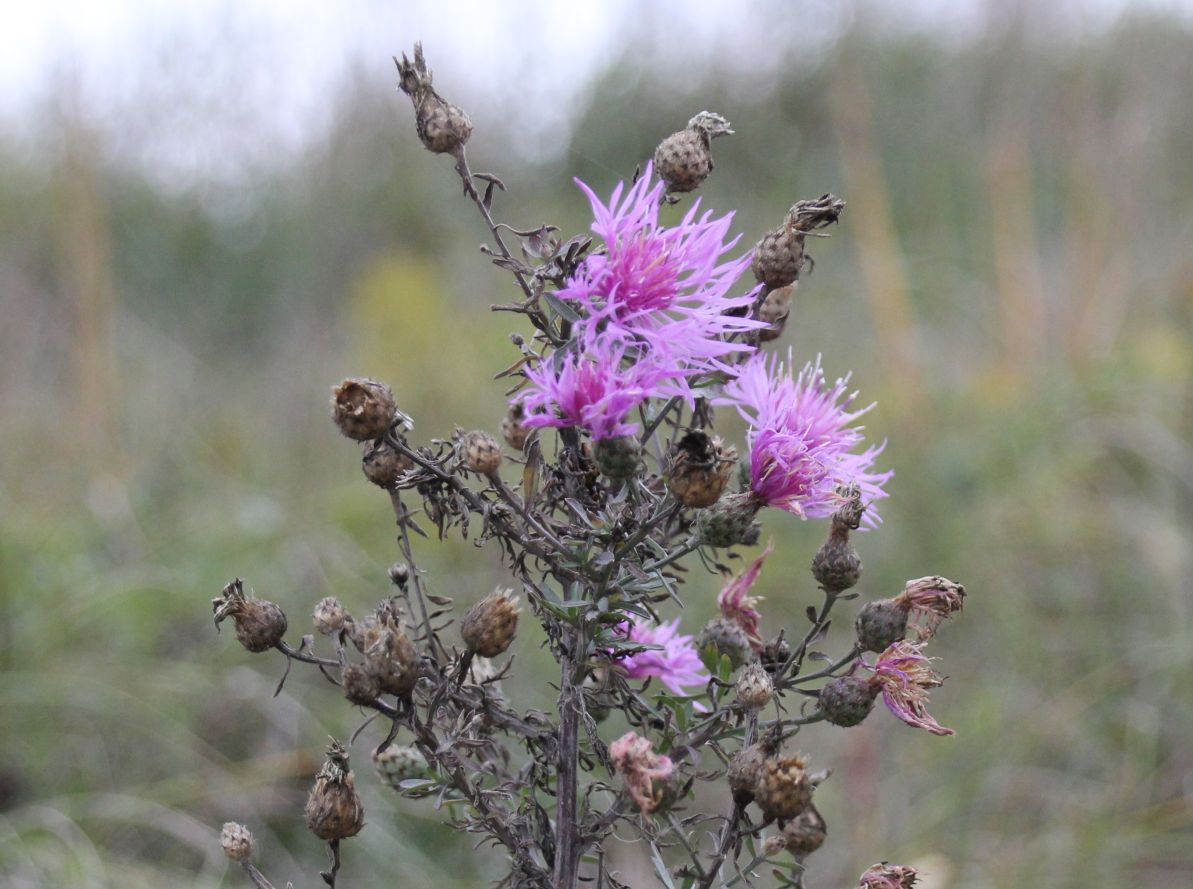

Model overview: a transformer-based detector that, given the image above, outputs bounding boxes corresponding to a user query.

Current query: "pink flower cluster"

[615,618,708,697]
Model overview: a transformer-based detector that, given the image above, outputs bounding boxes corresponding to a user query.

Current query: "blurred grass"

[2,9,1192,888]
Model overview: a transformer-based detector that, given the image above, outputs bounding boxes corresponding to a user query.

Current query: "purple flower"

[615,618,709,697]
[717,350,892,524]
[716,540,772,652]
[559,164,764,385]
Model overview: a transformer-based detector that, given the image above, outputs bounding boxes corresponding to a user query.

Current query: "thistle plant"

[213,42,967,889]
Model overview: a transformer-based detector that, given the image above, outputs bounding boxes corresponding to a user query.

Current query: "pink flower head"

[895,576,966,640]
[868,641,955,737]
[718,351,892,525]
[608,731,675,815]
[858,863,919,889]
[716,541,773,653]
[614,618,709,697]
[519,330,679,441]
[559,164,764,388]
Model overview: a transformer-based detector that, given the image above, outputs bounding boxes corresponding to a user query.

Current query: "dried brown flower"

[212,579,287,653]
[305,739,365,841]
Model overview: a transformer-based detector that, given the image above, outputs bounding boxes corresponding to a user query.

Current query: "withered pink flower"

[858,862,919,888]
[716,541,773,652]
[868,641,955,737]
[608,731,676,815]
[718,351,891,525]
[894,576,966,640]
[615,618,709,697]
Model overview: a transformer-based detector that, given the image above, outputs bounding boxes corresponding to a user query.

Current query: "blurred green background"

[1,2,1191,887]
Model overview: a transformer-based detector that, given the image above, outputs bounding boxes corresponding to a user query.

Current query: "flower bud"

[460,430,503,475]
[736,662,774,709]
[220,822,255,863]
[305,739,365,841]
[373,745,429,790]
[817,675,879,727]
[755,754,814,822]
[757,284,794,343]
[696,492,762,548]
[779,805,827,856]
[858,863,919,889]
[313,596,351,636]
[212,579,287,653]
[362,439,413,488]
[855,599,909,653]
[331,377,397,441]
[500,402,530,451]
[653,111,733,193]
[752,195,845,289]
[667,430,737,508]
[460,589,520,657]
[698,617,753,670]
[593,435,641,481]
[811,486,865,593]
[341,663,381,706]
[396,43,472,155]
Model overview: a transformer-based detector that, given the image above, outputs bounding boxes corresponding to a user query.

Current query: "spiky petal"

[868,641,955,736]
[716,541,772,652]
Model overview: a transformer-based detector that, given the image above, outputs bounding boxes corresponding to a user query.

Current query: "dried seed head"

[758,284,795,342]
[698,617,754,670]
[460,589,520,657]
[668,431,737,508]
[341,663,381,706]
[779,805,827,857]
[361,439,413,488]
[312,596,351,636]
[736,662,774,709]
[500,402,530,451]
[373,745,429,790]
[727,729,781,805]
[760,635,792,670]
[352,601,419,696]
[388,563,409,588]
[755,754,814,822]
[751,195,845,289]
[696,492,762,548]
[305,739,365,841]
[593,435,642,481]
[894,575,967,640]
[212,579,287,653]
[856,599,910,654]
[460,430,503,475]
[859,863,920,889]
[818,675,879,727]
[331,378,398,441]
[220,822,255,863]
[653,111,733,193]
[811,486,865,593]
[395,43,472,155]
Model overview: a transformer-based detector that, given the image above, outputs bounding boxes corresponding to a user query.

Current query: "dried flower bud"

[858,863,919,889]
[755,754,814,822]
[341,663,381,705]
[894,575,966,640]
[653,111,733,193]
[460,430,503,475]
[668,430,737,508]
[736,662,774,709]
[362,439,413,488]
[609,731,677,815]
[856,599,910,653]
[727,730,780,805]
[758,284,795,342]
[760,636,792,670]
[368,625,419,697]
[779,805,827,857]
[817,675,879,727]
[305,739,365,841]
[461,589,520,657]
[698,617,753,670]
[331,378,397,441]
[593,435,641,481]
[373,745,429,790]
[696,492,762,548]
[212,579,287,653]
[500,402,530,451]
[395,43,472,155]
[388,563,409,588]
[313,597,351,636]
[220,821,254,863]
[811,487,865,593]
[752,195,845,289]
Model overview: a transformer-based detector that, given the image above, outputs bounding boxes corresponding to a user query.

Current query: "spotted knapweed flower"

[894,576,967,641]
[609,731,676,815]
[718,351,892,525]
[614,618,709,697]
[868,641,954,736]
[558,164,763,385]
[716,541,773,652]
[858,862,919,889]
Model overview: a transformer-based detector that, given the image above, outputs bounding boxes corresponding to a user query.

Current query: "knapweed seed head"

[856,599,910,653]
[212,579,287,653]
[395,42,472,155]
[313,596,351,636]
[500,401,530,451]
[668,430,737,508]
[754,753,814,822]
[758,283,795,342]
[752,195,845,289]
[331,377,398,441]
[461,589,520,658]
[362,439,413,488]
[778,805,828,857]
[736,662,774,709]
[341,662,381,706]
[373,745,430,790]
[305,739,365,841]
[811,485,865,592]
[460,429,503,476]
[220,822,254,863]
[653,110,733,193]
[895,576,966,640]
[817,674,879,727]
[858,863,920,889]
[697,616,754,670]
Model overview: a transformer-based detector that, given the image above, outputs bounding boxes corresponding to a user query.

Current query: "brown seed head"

[373,745,429,790]
[460,429,503,475]
[779,805,828,856]
[500,402,531,451]
[461,589,520,657]
[751,195,845,289]
[395,43,472,155]
[361,439,413,488]
[341,663,381,705]
[653,112,732,193]
[811,486,865,593]
[859,863,919,889]
[331,378,397,441]
[220,821,254,863]
[212,579,287,653]
[856,599,910,653]
[818,674,879,727]
[736,662,774,709]
[312,596,351,636]
[305,739,365,841]
[698,616,753,670]
[758,284,795,342]
[668,430,737,508]
[755,754,814,822]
